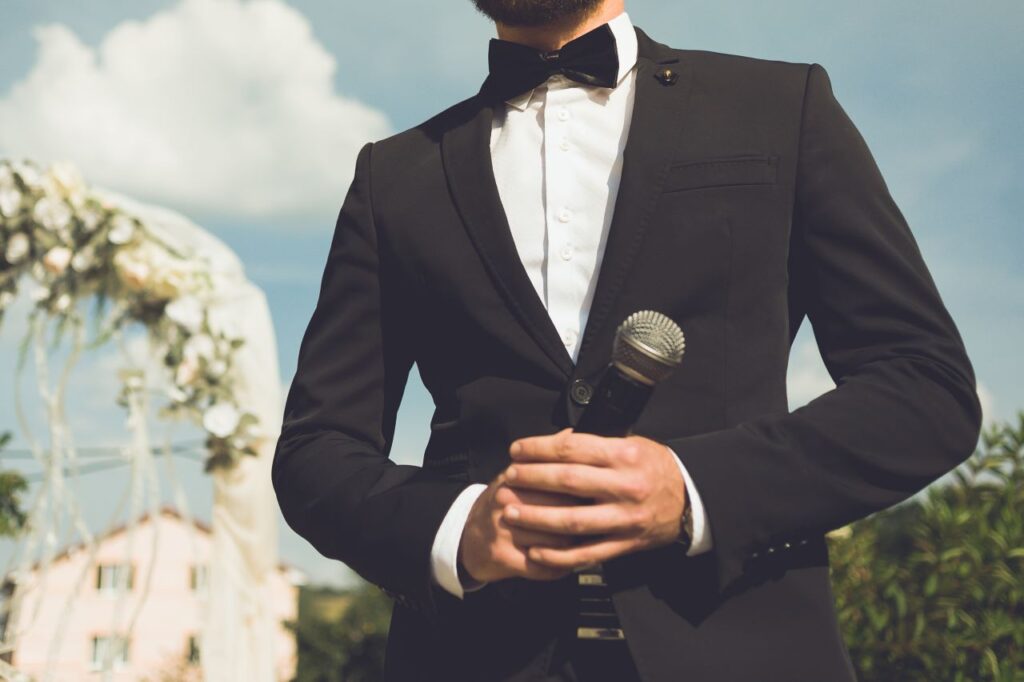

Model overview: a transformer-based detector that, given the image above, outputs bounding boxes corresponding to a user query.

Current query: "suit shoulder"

[369,92,480,164]
[680,47,812,83]
[673,47,816,106]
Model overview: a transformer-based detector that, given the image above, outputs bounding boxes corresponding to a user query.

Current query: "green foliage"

[288,582,393,682]
[0,432,27,537]
[830,411,1024,681]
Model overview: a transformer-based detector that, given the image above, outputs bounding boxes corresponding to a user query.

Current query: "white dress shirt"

[430,10,711,599]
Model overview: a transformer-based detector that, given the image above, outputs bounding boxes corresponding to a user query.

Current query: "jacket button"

[570,379,593,406]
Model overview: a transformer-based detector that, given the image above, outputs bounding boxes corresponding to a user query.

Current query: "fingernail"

[505,506,519,520]
[510,441,521,455]
[506,466,517,480]
[529,547,542,560]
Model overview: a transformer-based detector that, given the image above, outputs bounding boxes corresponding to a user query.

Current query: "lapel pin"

[655,66,678,85]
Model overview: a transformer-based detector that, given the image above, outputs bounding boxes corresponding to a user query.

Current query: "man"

[272,1,983,680]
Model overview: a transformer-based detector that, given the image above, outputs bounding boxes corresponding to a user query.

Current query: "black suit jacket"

[273,25,982,682]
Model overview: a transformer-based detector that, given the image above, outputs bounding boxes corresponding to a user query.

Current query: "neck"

[494,0,625,52]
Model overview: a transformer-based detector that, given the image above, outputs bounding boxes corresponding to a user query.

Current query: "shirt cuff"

[666,446,713,555]
[430,482,489,599]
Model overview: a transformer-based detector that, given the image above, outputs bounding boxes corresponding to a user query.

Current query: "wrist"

[457,536,485,587]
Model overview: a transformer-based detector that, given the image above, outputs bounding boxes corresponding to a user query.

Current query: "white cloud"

[0,0,391,222]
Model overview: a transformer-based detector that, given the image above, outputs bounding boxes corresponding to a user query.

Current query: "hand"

[457,468,585,584]
[501,428,687,571]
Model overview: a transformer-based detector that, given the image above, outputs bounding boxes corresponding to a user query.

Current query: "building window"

[95,563,133,595]
[187,634,201,665]
[189,564,208,594]
[90,635,129,670]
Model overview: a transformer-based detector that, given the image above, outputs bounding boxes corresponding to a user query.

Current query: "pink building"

[1,506,304,681]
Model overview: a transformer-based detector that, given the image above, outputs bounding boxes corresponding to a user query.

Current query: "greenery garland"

[0,159,260,471]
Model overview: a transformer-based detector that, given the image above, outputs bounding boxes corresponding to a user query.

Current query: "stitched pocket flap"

[663,154,778,192]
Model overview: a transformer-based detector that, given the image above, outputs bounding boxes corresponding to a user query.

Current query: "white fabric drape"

[92,188,283,682]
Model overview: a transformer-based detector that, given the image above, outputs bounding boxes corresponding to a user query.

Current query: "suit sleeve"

[665,63,983,592]
[272,141,472,616]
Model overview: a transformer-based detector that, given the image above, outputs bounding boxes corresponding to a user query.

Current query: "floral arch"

[0,159,283,681]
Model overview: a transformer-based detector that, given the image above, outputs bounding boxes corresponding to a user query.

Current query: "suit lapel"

[574,28,694,377]
[442,99,576,379]
[441,26,694,382]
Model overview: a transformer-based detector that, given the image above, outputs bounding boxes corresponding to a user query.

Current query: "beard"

[470,0,606,27]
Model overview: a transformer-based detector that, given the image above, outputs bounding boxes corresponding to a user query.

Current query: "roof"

[7,504,304,581]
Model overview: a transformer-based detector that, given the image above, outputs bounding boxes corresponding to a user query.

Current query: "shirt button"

[556,107,570,121]
[560,244,574,261]
[562,329,577,347]
[557,208,572,223]
[559,138,570,151]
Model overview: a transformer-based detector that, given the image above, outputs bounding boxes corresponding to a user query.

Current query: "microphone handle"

[568,364,654,642]
[573,364,654,437]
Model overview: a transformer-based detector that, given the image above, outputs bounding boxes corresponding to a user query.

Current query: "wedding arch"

[0,158,283,681]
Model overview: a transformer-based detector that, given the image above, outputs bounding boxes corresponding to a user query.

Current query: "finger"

[509,429,626,467]
[498,543,574,581]
[526,535,637,570]
[495,483,586,508]
[505,462,626,498]
[521,557,575,581]
[504,525,577,549]
[503,502,637,537]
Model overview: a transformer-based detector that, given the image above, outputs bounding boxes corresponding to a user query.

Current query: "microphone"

[569,310,686,642]
[575,309,686,437]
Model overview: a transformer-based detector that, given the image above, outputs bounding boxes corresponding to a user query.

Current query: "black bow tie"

[479,23,619,104]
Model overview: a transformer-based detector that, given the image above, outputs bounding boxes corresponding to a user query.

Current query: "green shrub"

[829,411,1024,681]
[289,582,392,682]
[0,432,27,538]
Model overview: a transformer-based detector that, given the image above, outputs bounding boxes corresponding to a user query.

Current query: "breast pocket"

[662,154,779,193]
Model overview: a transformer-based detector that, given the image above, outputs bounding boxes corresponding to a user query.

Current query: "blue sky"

[0,0,1021,587]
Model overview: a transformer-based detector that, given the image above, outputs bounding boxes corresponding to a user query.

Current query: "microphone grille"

[611,310,686,385]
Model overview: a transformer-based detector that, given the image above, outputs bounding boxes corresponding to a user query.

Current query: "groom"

[272,1,983,680]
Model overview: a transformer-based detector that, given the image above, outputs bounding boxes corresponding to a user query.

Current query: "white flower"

[43,246,73,274]
[165,295,204,333]
[4,233,29,264]
[29,284,49,302]
[175,356,200,385]
[47,162,86,207]
[183,333,216,361]
[54,293,72,312]
[81,207,103,232]
[12,162,40,190]
[165,384,188,402]
[113,249,151,289]
[71,247,94,272]
[32,196,73,232]
[209,359,228,377]
[203,403,240,438]
[108,215,136,245]
[0,188,21,217]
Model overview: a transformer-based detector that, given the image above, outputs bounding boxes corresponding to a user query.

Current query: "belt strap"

[574,562,625,640]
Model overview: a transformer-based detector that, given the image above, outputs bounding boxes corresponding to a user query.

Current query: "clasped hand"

[457,428,687,584]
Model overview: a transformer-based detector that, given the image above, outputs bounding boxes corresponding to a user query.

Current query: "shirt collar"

[503,10,639,112]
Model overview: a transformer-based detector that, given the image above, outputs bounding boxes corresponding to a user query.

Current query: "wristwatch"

[675,498,693,552]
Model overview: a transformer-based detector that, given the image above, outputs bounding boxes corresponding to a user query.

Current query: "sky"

[0,0,1021,588]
